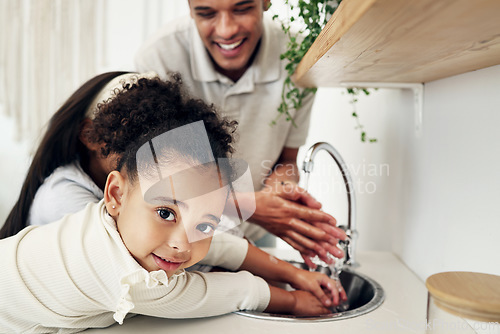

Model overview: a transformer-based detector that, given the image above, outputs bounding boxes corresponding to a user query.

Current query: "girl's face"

[109,164,228,277]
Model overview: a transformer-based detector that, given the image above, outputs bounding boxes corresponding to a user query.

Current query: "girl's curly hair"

[87,73,237,182]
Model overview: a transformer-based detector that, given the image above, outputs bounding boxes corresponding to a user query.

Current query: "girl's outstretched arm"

[238,243,347,310]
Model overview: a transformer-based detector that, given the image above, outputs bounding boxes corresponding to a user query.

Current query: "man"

[135,0,345,266]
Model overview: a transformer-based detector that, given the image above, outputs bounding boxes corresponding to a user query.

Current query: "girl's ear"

[104,171,126,217]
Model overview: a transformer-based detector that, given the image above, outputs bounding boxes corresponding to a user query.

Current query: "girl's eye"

[196,223,215,235]
[157,208,176,221]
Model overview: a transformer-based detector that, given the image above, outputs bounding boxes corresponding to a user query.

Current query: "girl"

[0,71,155,238]
[0,73,347,282]
[0,75,346,333]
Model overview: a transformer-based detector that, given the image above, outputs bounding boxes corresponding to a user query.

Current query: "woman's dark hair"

[88,73,236,184]
[0,71,128,239]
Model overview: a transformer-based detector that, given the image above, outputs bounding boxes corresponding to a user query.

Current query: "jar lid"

[426,271,500,322]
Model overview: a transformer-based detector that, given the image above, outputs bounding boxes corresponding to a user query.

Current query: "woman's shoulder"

[28,161,103,226]
[40,161,102,197]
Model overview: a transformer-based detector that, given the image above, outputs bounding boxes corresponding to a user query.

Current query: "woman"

[0,71,158,238]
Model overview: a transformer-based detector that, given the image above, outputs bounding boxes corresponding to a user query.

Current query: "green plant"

[273,0,377,143]
[346,87,377,143]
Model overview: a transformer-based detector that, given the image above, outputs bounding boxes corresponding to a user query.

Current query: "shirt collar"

[190,19,219,82]
[251,15,281,84]
[189,15,281,84]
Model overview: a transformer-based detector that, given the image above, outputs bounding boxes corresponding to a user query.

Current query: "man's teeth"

[218,40,243,50]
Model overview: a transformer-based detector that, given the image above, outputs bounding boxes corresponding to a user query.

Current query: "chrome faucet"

[302,142,359,267]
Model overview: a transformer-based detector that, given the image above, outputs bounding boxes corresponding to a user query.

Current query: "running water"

[300,172,310,193]
[330,244,350,312]
[302,171,349,312]
[309,246,350,312]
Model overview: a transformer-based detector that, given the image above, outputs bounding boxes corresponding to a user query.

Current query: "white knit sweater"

[0,201,270,333]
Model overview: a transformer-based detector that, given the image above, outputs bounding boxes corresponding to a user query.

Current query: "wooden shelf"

[294,0,500,87]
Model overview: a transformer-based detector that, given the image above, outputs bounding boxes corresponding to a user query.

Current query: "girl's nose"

[167,227,192,253]
[168,240,191,257]
[216,13,238,40]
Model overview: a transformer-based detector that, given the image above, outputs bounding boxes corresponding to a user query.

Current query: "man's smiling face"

[189,0,270,81]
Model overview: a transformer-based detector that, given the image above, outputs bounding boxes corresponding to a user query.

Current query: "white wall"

[102,0,189,70]
[295,85,411,253]
[301,65,500,281]
[394,65,500,281]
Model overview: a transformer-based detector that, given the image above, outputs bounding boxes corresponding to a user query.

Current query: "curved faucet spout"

[302,142,359,267]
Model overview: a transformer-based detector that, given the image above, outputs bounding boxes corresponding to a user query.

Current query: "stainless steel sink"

[235,261,385,322]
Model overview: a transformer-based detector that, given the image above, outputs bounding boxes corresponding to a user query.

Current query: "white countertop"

[85,250,428,334]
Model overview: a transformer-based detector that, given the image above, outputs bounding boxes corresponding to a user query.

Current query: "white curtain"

[0,0,188,142]
[0,0,102,141]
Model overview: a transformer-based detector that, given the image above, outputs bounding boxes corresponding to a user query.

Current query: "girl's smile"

[152,253,187,272]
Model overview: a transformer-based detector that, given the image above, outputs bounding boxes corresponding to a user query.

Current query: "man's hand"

[250,182,346,263]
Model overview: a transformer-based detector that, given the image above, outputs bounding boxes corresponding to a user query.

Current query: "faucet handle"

[338,225,359,268]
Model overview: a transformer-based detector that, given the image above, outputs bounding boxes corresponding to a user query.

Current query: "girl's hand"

[290,269,348,308]
[289,290,332,316]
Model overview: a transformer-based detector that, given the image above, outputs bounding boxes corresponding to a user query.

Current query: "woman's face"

[79,118,119,188]
[114,163,228,277]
